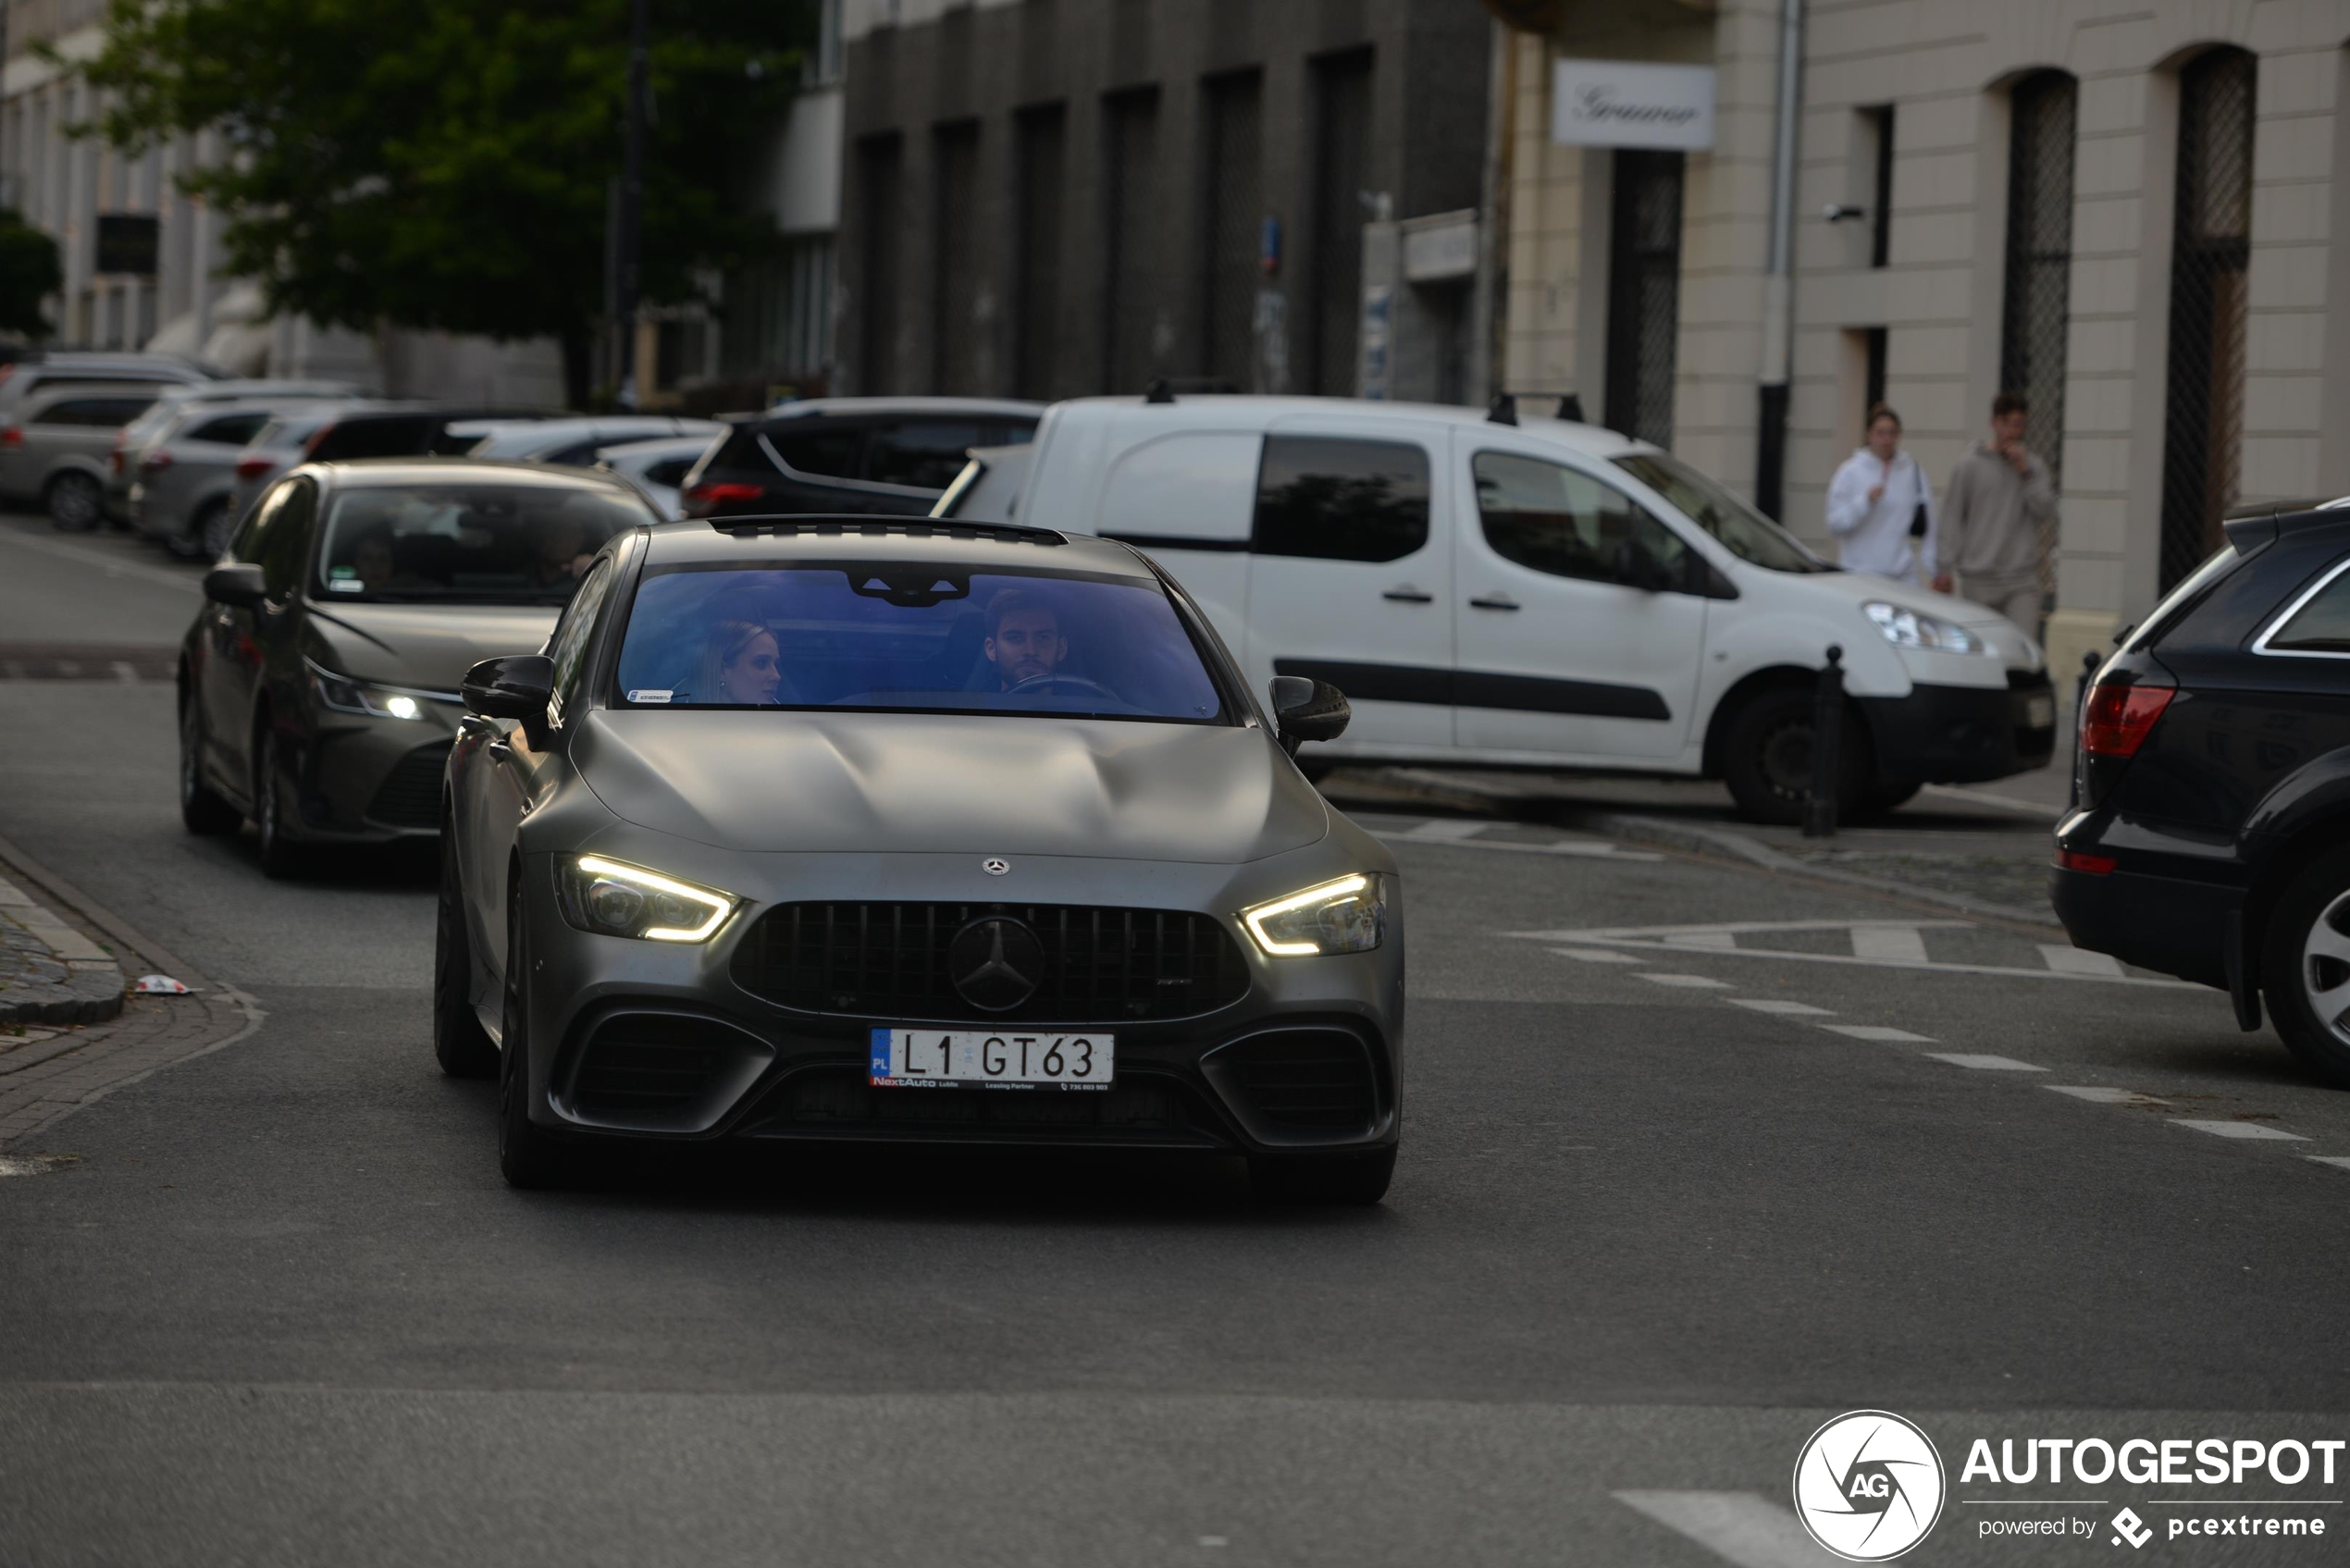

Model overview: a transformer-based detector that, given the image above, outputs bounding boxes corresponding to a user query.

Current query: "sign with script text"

[1552,59,1715,151]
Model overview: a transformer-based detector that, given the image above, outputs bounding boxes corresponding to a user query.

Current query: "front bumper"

[291,709,460,842]
[512,851,1406,1158]
[1857,673,2056,784]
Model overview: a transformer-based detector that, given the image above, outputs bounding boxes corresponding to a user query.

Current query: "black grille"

[757,1067,1197,1137]
[1221,1031,1376,1133]
[365,743,450,829]
[732,903,1250,1022]
[567,1015,738,1117]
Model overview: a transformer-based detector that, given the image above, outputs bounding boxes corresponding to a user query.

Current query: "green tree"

[0,208,63,338]
[67,0,810,405]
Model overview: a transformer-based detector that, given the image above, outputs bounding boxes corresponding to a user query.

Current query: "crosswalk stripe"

[1614,1491,1837,1567]
[1550,946,1644,964]
[1728,999,1833,1015]
[1640,973,1731,989]
[1851,926,1928,962]
[1665,930,1740,949]
[2039,943,2125,977]
[2046,1085,2166,1104]
[1394,818,1492,841]
[1819,1024,1934,1042]
[2304,1156,2350,1170]
[1927,1053,2047,1072]
[2174,1119,2307,1142]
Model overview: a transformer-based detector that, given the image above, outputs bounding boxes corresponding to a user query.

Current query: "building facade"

[836,0,1492,402]
[1497,0,2350,682]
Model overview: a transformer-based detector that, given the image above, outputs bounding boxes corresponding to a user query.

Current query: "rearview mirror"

[1268,675,1351,755]
[203,562,267,611]
[463,654,555,726]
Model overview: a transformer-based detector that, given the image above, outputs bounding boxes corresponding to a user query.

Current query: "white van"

[937,394,2055,822]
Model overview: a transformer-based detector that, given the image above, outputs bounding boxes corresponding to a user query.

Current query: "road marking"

[0,527,203,593]
[1504,921,2198,988]
[1549,946,1644,964]
[110,660,138,683]
[2039,943,2125,977]
[1820,1024,1935,1042]
[2046,1085,2168,1105]
[1665,930,1740,949]
[1852,926,1929,962]
[1927,1053,2047,1071]
[1613,1490,1837,1568]
[2305,1156,2350,1171]
[1393,818,1492,841]
[1639,973,1731,989]
[2174,1119,2307,1142]
[1728,998,1833,1016]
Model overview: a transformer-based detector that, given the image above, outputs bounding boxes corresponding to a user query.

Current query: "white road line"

[2046,1085,2168,1105]
[1519,920,1971,939]
[1728,998,1834,1016]
[1613,1490,1837,1568]
[1927,1053,2047,1072]
[1550,946,1645,964]
[1378,833,1658,861]
[1639,973,1731,989]
[2174,1119,2307,1142]
[1820,1024,1935,1043]
[110,660,138,683]
[2039,943,2126,977]
[1852,926,1929,963]
[1665,930,1739,949]
[1502,928,2199,988]
[1393,818,1493,841]
[0,527,204,592]
[2304,1156,2350,1171]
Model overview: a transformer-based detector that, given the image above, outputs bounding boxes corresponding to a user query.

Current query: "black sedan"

[178,460,658,875]
[2055,498,2350,1085]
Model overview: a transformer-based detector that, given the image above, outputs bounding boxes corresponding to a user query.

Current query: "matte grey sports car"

[438,516,1404,1201]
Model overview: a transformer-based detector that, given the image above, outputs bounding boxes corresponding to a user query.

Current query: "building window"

[1199,69,1264,391]
[1102,87,1161,393]
[1310,49,1373,396]
[1864,106,1894,268]
[1864,327,1887,413]
[857,136,904,394]
[2000,71,2077,497]
[2158,48,2256,591]
[723,236,836,388]
[932,120,982,395]
[1604,150,1684,449]
[1014,105,1067,400]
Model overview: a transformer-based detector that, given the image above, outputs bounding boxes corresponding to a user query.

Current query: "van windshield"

[1612,451,1831,574]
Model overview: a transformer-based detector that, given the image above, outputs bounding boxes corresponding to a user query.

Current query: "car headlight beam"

[1862,600,1986,656]
[1240,872,1386,957]
[559,856,736,943]
[306,659,437,720]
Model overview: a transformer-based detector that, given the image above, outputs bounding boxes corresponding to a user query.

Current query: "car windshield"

[1611,450,1830,573]
[315,484,650,602]
[614,563,1228,723]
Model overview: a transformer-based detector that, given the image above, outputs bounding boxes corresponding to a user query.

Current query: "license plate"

[2025,694,2055,728]
[870,1028,1115,1091]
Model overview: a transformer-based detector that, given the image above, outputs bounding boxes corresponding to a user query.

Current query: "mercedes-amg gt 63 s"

[438,516,1404,1202]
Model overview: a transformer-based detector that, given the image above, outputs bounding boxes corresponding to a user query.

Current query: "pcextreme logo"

[1793,1410,1948,1561]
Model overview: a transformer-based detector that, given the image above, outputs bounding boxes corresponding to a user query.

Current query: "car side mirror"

[1614,537,1674,593]
[463,655,556,741]
[1268,675,1351,756]
[203,562,267,611]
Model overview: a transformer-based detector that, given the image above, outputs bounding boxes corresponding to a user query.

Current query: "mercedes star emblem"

[947,916,1045,1012]
[983,856,1010,876]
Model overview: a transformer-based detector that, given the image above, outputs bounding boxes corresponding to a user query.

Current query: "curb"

[0,874,123,1026]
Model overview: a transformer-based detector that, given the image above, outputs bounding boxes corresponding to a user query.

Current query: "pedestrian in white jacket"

[1824,403,1937,586]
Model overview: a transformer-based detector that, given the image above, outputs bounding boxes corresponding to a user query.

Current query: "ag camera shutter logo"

[1793,1410,1948,1561]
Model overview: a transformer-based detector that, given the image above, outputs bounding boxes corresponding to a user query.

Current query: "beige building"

[1494,0,2350,683]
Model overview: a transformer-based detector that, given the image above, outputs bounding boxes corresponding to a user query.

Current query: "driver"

[983,589,1068,690]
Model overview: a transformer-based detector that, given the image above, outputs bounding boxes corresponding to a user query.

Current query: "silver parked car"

[131,397,344,557]
[438,515,1403,1200]
[108,379,362,526]
[0,383,169,529]
[589,434,720,518]
[219,401,379,549]
[465,415,722,466]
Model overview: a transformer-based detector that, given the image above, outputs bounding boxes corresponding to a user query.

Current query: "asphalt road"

[4,511,2348,1566]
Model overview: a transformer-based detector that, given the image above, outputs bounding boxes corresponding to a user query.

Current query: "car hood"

[573,710,1330,862]
[305,602,558,691]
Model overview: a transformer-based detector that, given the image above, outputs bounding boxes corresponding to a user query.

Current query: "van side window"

[2265,561,2350,653]
[1253,437,1431,562]
[1472,452,1688,587]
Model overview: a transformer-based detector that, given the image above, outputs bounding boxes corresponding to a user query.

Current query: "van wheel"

[2259,846,2350,1089]
[1720,687,1871,826]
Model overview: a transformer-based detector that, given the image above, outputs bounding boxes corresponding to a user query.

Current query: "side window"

[1472,451,1688,588]
[2264,562,2350,654]
[546,559,616,723]
[1252,436,1431,562]
[187,413,270,446]
[259,478,319,599]
[865,421,984,488]
[32,396,155,427]
[763,426,858,477]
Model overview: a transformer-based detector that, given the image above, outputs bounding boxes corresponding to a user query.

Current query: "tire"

[1248,1146,1397,1206]
[45,471,103,532]
[498,882,573,1187]
[2259,845,2350,1089]
[172,499,229,562]
[1719,686,1873,827]
[178,693,240,835]
[252,723,303,880]
[434,825,499,1080]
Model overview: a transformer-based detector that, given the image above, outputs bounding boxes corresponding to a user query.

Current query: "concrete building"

[835,0,1492,403]
[1493,0,2350,682]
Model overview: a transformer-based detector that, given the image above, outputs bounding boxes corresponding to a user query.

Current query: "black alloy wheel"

[2261,845,2350,1089]
[45,472,103,532]
[434,823,499,1080]
[1720,686,1873,826]
[252,724,303,880]
[1248,1146,1397,1206]
[179,694,240,835]
[498,882,572,1188]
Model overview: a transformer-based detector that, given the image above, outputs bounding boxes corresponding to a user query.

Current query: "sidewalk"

[0,870,124,1027]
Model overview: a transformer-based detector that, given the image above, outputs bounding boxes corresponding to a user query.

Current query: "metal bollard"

[1803,645,1845,838]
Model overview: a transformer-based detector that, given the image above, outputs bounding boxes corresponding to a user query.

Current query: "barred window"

[2000,71,2076,494]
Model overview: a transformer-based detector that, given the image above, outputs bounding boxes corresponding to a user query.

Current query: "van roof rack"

[1487,389,1585,426]
[704,516,1067,546]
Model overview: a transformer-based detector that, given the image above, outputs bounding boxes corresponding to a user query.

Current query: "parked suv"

[2055,499,2350,1086]
[0,384,169,529]
[944,394,2055,821]
[678,397,1043,520]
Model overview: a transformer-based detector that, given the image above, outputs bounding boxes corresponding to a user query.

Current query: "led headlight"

[1862,601,1986,655]
[306,659,432,720]
[1240,872,1386,957]
[557,856,737,943]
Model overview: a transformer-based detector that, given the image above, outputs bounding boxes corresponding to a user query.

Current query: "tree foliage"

[0,208,64,337]
[69,0,810,402]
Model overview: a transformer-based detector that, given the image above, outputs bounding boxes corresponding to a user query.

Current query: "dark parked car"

[178,460,660,876]
[438,515,1400,1198]
[2055,498,2350,1085]
[679,397,1043,521]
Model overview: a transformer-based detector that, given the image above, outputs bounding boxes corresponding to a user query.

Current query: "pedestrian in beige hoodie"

[1931,390,2058,636]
